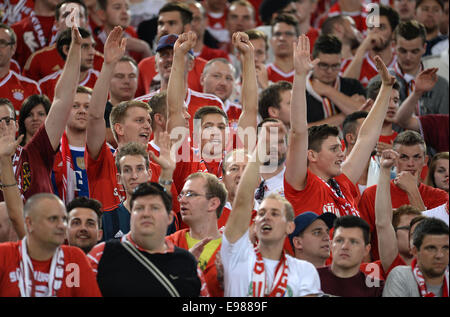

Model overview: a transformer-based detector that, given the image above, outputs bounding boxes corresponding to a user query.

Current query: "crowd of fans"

[0,0,448,297]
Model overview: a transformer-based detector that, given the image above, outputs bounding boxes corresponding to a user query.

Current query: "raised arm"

[86,26,126,159]
[233,32,258,152]
[224,124,275,243]
[285,34,319,191]
[167,32,197,135]
[0,125,25,239]
[45,25,82,151]
[375,149,400,273]
[394,68,439,131]
[342,56,395,184]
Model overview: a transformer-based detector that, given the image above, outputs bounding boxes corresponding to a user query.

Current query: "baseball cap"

[289,212,337,246]
[156,34,194,56]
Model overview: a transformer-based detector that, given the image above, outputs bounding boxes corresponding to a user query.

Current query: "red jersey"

[318,2,368,33]
[0,70,41,117]
[85,141,180,213]
[0,242,101,297]
[266,63,294,83]
[358,181,449,261]
[12,15,58,67]
[224,100,242,131]
[165,229,223,297]
[206,8,229,44]
[136,55,207,97]
[196,45,230,61]
[39,68,100,101]
[94,26,143,63]
[0,0,34,26]
[23,44,104,82]
[359,253,406,281]
[284,170,360,217]
[306,27,319,54]
[0,124,56,203]
[341,53,397,87]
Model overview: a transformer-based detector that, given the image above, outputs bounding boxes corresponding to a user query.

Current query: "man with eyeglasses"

[305,34,365,126]
[0,23,40,118]
[359,130,449,261]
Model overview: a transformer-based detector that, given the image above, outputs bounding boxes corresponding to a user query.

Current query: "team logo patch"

[12,89,24,101]
[22,162,31,192]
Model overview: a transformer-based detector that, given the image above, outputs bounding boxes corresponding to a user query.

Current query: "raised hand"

[414,68,438,94]
[232,31,254,57]
[173,31,197,56]
[0,121,23,158]
[71,24,82,46]
[379,149,399,169]
[149,131,176,173]
[374,55,396,86]
[293,34,319,76]
[103,26,127,65]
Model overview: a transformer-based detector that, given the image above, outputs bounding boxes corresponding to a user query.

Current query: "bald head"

[24,193,66,219]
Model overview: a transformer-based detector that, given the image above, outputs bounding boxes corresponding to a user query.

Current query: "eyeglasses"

[0,40,14,48]
[317,62,341,72]
[395,225,410,232]
[177,191,207,201]
[0,116,15,125]
[273,31,296,38]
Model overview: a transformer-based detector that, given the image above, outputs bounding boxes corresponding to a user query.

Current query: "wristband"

[0,182,17,189]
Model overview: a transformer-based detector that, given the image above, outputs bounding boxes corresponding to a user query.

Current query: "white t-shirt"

[423,203,449,226]
[221,230,322,297]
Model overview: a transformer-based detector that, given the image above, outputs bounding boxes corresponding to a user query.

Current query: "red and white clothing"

[223,100,242,131]
[195,45,230,62]
[206,8,230,45]
[359,181,449,261]
[266,63,294,83]
[317,2,368,33]
[12,14,58,67]
[306,27,320,54]
[0,70,41,117]
[39,68,100,101]
[23,44,104,82]
[0,124,56,203]
[0,0,34,26]
[136,55,207,97]
[94,26,143,63]
[221,230,322,297]
[341,52,397,87]
[284,171,360,217]
[0,240,101,297]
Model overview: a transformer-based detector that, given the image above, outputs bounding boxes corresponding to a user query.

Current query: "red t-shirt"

[197,45,230,61]
[306,27,319,54]
[39,69,100,101]
[284,170,360,217]
[0,70,41,117]
[266,63,294,83]
[0,124,56,203]
[0,242,101,297]
[165,229,223,297]
[341,53,397,87]
[136,55,207,97]
[358,181,449,261]
[12,15,57,67]
[206,8,229,45]
[359,253,406,281]
[318,2,368,33]
[23,44,104,82]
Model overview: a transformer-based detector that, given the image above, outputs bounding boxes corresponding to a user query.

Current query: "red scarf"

[53,132,76,203]
[411,258,449,297]
[319,177,360,217]
[252,244,289,297]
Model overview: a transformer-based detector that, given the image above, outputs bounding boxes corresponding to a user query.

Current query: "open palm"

[293,34,319,76]
[104,26,127,64]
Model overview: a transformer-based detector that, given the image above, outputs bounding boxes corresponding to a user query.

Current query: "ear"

[364,243,371,258]
[97,229,103,242]
[292,236,303,251]
[208,197,221,214]
[423,154,429,167]
[307,149,318,163]
[62,44,70,57]
[345,133,356,146]
[25,216,32,234]
[167,210,175,227]
[187,57,195,72]
[411,245,418,257]
[200,72,206,88]
[113,122,124,140]
[116,172,122,185]
[267,106,279,119]
[286,221,295,236]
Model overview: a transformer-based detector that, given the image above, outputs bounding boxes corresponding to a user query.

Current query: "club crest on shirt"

[12,89,24,101]
[21,162,31,192]
[246,283,293,297]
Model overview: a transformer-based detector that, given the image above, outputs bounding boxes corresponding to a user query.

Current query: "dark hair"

[416,0,445,10]
[259,0,293,25]
[271,13,299,37]
[408,215,427,242]
[425,152,449,189]
[66,196,103,228]
[194,105,228,123]
[366,79,400,101]
[130,182,173,214]
[18,94,51,146]
[55,0,88,21]
[412,217,449,250]
[0,98,16,120]
[394,20,427,44]
[392,205,422,229]
[56,27,92,60]
[321,15,345,35]
[342,111,368,148]
[378,4,400,32]
[159,2,193,25]
[333,215,371,245]
[308,124,340,152]
[312,34,342,59]
[258,81,292,120]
